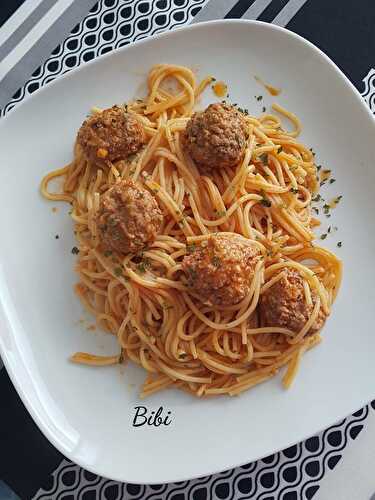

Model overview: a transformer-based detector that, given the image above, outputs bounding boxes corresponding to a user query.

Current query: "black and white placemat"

[1,1,375,499]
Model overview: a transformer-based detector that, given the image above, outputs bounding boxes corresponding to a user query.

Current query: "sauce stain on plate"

[255,75,281,96]
[212,80,227,98]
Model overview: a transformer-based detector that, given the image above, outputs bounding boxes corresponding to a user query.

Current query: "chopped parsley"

[312,207,319,215]
[55,234,59,239]
[237,107,249,115]
[136,258,151,274]
[119,349,125,364]
[214,209,227,218]
[290,187,299,194]
[255,95,263,101]
[260,191,272,208]
[329,178,336,184]
[186,243,196,254]
[323,204,330,215]
[337,241,342,248]
[312,194,321,202]
[186,267,198,281]
[262,106,266,113]
[320,233,327,240]
[277,146,283,154]
[316,165,322,172]
[186,243,197,253]
[259,153,268,164]
[114,267,123,276]
[71,246,79,255]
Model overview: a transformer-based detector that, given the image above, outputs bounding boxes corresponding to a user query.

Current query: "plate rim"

[0,18,375,484]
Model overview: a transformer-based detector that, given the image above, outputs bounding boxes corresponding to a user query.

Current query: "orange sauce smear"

[254,76,281,96]
[212,81,227,98]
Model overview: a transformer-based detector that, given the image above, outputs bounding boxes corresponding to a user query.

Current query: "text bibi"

[132,406,172,427]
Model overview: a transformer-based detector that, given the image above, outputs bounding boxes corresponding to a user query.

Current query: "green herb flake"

[312,194,321,202]
[119,349,125,364]
[290,187,299,194]
[337,241,342,247]
[215,209,227,218]
[320,233,327,240]
[312,207,319,215]
[277,146,283,154]
[260,190,272,208]
[71,246,79,255]
[316,165,322,172]
[186,243,196,254]
[136,258,151,274]
[187,267,198,281]
[259,153,268,164]
[262,106,266,113]
[114,267,123,276]
[329,178,336,184]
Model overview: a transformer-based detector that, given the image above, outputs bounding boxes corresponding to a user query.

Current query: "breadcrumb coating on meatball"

[96,179,163,254]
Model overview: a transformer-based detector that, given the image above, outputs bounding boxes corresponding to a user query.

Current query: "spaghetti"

[40,64,342,398]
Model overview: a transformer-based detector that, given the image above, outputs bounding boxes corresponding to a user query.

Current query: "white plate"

[0,20,375,484]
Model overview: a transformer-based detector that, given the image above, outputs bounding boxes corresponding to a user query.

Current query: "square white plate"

[0,20,375,484]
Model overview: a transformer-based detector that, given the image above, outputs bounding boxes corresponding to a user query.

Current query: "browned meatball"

[182,235,261,306]
[96,179,163,254]
[77,106,145,167]
[260,268,327,335]
[183,103,248,172]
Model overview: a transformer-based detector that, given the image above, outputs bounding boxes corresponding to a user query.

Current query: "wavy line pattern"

[0,0,208,116]
[3,0,375,498]
[361,68,375,113]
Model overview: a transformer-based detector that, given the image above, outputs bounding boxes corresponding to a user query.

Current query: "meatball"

[77,105,145,167]
[183,103,248,172]
[260,268,327,335]
[182,235,261,306]
[96,179,163,254]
